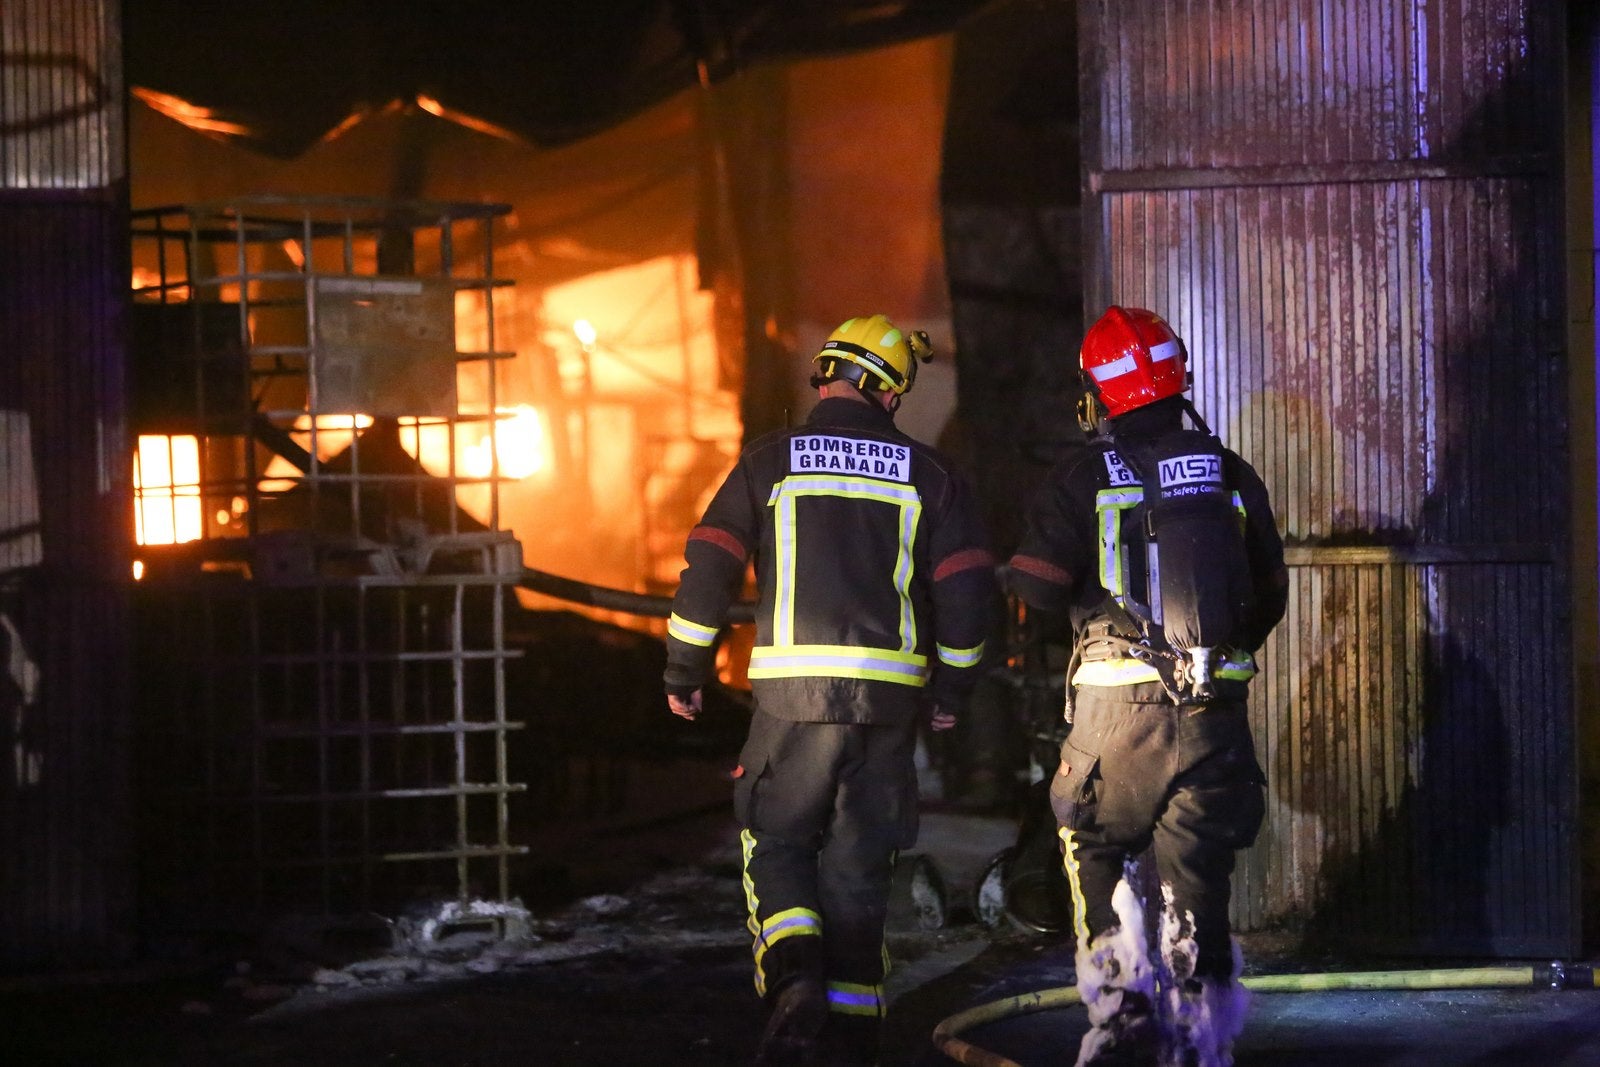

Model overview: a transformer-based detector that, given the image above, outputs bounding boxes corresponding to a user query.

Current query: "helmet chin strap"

[850,375,897,412]
[852,367,900,412]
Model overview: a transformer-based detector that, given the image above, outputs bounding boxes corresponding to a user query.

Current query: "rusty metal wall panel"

[1081,0,1573,955]
[0,0,132,972]
[1236,562,1570,954]
[1089,0,1554,172]
[1,0,124,190]
[0,196,135,972]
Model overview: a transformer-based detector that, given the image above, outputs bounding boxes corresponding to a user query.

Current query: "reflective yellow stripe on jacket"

[759,473,926,685]
[1095,487,1142,597]
[748,644,928,685]
[667,612,718,647]
[936,641,985,669]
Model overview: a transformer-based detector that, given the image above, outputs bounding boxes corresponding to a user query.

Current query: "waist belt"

[1072,656,1162,686]
[1071,652,1257,687]
[1071,617,1258,690]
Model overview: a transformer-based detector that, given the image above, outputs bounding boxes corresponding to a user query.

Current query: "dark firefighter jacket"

[1008,398,1289,704]
[664,395,997,724]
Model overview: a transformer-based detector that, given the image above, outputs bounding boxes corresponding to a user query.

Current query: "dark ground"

[3,804,1028,1066]
[8,802,1600,1066]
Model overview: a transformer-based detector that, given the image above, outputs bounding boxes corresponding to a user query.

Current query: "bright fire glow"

[573,319,597,348]
[290,412,373,463]
[291,413,374,432]
[131,86,256,137]
[131,265,187,300]
[406,407,550,484]
[414,94,520,141]
[254,413,378,493]
[134,435,202,545]
[461,406,549,479]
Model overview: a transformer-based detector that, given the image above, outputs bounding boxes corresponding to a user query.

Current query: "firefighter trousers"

[1049,687,1265,981]
[732,707,920,1028]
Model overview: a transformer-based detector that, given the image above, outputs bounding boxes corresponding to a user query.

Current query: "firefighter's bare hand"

[930,705,957,732]
[668,690,703,721]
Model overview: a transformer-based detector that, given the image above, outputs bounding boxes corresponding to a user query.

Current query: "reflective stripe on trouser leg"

[1059,827,1091,950]
[826,980,884,1017]
[753,907,823,997]
[741,829,761,938]
[742,829,823,996]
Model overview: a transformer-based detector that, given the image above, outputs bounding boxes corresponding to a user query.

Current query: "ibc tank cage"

[128,195,528,931]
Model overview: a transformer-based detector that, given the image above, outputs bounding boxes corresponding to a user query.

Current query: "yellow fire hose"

[931,964,1599,1067]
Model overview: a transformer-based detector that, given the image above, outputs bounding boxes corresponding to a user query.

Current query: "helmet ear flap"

[902,330,934,392]
[1076,389,1104,436]
[908,330,934,364]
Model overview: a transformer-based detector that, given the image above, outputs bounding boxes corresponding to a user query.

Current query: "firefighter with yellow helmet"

[665,314,997,1065]
[1009,306,1288,1067]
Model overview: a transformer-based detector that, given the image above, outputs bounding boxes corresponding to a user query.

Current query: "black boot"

[755,976,828,1065]
[1079,990,1159,1066]
[819,1011,881,1066]
[1075,920,1160,1067]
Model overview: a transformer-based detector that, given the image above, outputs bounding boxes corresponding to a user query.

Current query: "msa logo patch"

[1102,450,1137,487]
[1158,454,1223,487]
[790,434,911,482]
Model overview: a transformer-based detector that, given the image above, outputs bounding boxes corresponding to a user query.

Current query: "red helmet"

[1079,306,1188,417]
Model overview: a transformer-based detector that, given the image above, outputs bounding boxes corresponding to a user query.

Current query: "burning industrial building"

[5,1,1600,1065]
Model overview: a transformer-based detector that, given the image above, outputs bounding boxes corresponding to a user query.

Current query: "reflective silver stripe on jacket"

[748,643,929,685]
[936,640,985,668]
[667,611,718,647]
[1095,487,1142,597]
[762,473,925,684]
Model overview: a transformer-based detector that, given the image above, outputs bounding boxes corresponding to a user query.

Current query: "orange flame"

[134,435,202,545]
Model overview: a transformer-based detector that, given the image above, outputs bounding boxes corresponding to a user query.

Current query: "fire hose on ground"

[930,962,1600,1067]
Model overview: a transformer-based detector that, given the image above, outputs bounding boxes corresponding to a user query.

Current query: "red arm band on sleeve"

[1010,554,1071,585]
[688,524,747,563]
[934,547,997,582]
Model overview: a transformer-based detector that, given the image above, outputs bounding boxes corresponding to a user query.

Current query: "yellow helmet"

[811,314,933,396]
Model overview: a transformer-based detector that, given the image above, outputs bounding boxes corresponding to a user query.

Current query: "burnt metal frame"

[129,195,527,923]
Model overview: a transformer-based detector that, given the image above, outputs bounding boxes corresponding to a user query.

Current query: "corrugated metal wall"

[0,0,133,970]
[1080,0,1575,955]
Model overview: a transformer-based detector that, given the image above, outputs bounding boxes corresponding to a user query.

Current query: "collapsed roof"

[124,0,993,158]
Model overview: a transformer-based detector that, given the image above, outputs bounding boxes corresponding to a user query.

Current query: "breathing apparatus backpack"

[1093,402,1253,704]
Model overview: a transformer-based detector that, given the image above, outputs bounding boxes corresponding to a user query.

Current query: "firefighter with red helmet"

[1008,306,1288,1067]
[665,314,997,1065]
